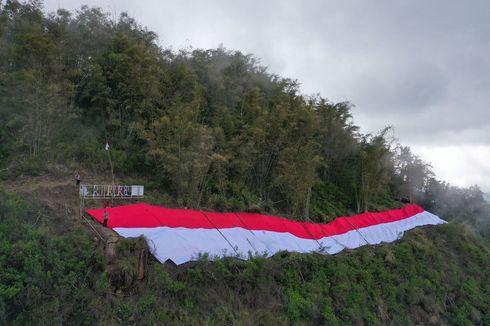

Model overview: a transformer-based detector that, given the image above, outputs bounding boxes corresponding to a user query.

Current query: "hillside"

[1,185,490,325]
[1,2,490,325]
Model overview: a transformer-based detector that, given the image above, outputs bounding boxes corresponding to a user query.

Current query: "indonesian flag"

[86,204,446,265]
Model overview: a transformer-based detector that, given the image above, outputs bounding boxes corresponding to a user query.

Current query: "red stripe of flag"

[86,204,424,239]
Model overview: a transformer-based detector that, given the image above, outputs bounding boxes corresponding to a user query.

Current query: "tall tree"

[393,146,433,203]
[140,95,216,208]
[352,129,393,212]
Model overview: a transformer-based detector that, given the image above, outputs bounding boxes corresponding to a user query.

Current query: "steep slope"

[1,189,489,325]
[1,3,489,325]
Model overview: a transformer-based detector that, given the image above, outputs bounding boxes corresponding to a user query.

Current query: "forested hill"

[0,2,490,325]
[1,1,489,234]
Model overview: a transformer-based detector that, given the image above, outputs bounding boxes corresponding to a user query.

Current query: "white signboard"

[80,184,144,199]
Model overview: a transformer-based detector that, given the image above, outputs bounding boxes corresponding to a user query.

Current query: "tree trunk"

[304,185,311,221]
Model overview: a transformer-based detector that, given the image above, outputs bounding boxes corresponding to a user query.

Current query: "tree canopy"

[0,0,488,234]
[1,2,490,325]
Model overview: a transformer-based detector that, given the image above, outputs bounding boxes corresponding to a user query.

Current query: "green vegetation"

[1,192,489,325]
[1,1,490,324]
[0,192,104,324]
[1,1,489,234]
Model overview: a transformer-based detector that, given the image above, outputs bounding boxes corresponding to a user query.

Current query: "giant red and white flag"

[86,204,446,264]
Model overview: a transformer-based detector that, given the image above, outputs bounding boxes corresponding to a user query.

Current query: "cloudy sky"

[45,0,490,191]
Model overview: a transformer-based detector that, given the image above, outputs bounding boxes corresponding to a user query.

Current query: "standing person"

[75,171,81,186]
[103,210,109,227]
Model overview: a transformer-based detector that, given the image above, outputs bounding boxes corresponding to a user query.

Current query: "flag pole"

[105,137,115,206]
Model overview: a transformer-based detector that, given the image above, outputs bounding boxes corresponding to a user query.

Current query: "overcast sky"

[45,0,490,191]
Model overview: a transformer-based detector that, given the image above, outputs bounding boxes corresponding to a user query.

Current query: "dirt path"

[3,165,119,239]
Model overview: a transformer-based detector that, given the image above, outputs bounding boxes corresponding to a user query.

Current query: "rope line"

[82,214,104,241]
[300,222,323,251]
[345,217,370,245]
[200,211,239,256]
[233,212,260,253]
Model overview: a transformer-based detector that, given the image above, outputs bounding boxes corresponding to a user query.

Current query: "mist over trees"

[1,2,490,325]
[0,1,488,236]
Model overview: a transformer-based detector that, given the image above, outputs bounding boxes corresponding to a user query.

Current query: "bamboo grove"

[1,1,489,236]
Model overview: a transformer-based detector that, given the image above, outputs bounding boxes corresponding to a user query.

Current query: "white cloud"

[44,0,490,191]
[414,145,490,192]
